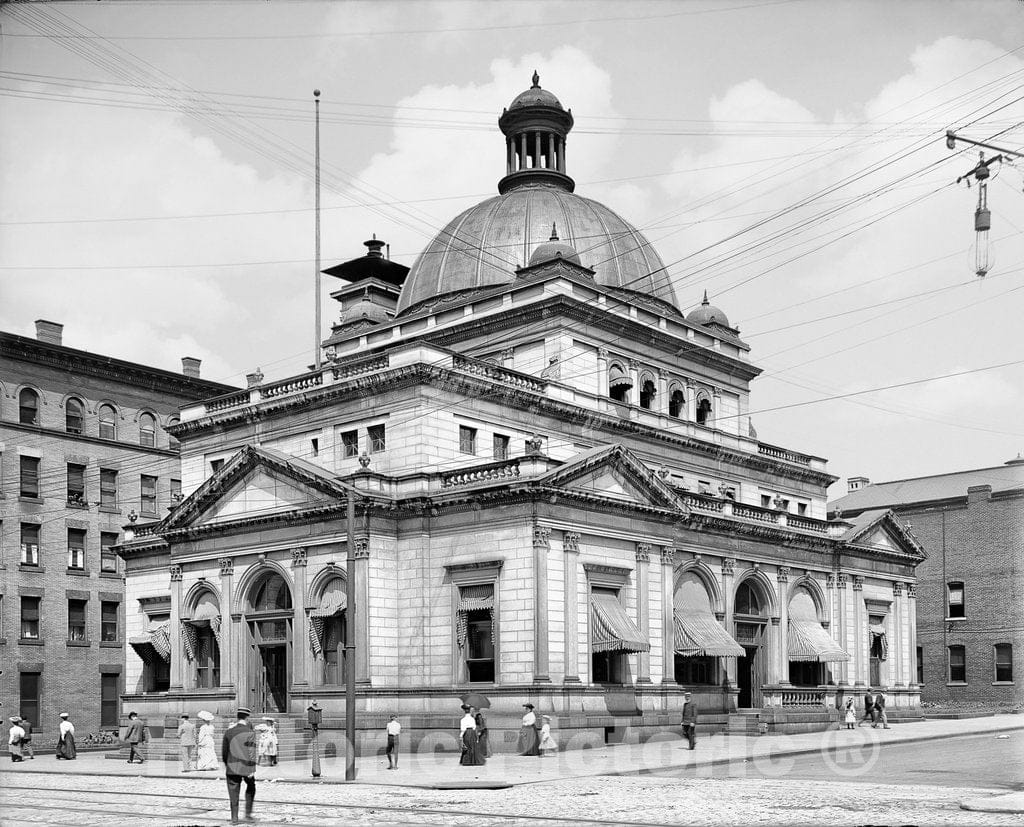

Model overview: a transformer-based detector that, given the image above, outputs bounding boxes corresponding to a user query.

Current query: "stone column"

[560,135,567,172]
[218,558,235,689]
[656,370,668,415]
[597,348,609,397]
[232,612,245,708]
[533,526,552,682]
[906,583,918,686]
[661,547,676,684]
[628,360,640,402]
[534,131,541,168]
[291,547,309,689]
[635,544,651,683]
[563,532,581,683]
[711,387,722,430]
[721,558,737,687]
[547,133,555,169]
[776,567,791,685]
[169,564,184,690]
[892,581,905,687]
[685,381,697,422]
[852,576,866,685]
[501,347,514,370]
[519,134,527,170]
[354,538,371,684]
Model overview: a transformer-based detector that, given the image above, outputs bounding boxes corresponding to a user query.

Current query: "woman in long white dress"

[195,711,218,770]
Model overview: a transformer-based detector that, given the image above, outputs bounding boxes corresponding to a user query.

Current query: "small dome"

[528,224,581,266]
[509,71,563,110]
[339,291,390,327]
[687,291,731,328]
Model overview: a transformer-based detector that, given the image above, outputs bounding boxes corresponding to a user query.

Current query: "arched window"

[669,388,685,418]
[250,573,292,613]
[696,395,713,426]
[673,572,724,686]
[65,398,84,434]
[639,378,656,410]
[139,412,156,447]
[735,581,763,617]
[167,417,180,451]
[184,591,221,689]
[608,363,631,404]
[310,577,347,685]
[19,388,39,425]
[98,404,117,440]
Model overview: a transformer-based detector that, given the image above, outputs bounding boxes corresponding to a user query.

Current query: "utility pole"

[314,89,322,370]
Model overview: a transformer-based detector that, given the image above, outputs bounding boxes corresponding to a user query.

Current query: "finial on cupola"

[702,290,710,305]
[532,70,540,88]
[550,222,559,241]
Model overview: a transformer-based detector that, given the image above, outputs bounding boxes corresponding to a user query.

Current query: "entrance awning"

[590,592,650,654]
[309,590,347,657]
[674,610,744,657]
[130,622,171,664]
[788,619,850,662]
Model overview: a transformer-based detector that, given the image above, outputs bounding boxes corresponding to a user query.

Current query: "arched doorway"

[734,580,769,708]
[247,571,293,713]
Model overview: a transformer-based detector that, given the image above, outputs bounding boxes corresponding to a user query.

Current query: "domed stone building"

[118,76,924,756]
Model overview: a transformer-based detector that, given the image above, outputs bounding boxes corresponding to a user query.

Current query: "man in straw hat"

[177,713,197,772]
[8,717,25,762]
[222,707,258,824]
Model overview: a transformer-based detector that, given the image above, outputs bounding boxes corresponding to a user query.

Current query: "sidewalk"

[3,714,1020,801]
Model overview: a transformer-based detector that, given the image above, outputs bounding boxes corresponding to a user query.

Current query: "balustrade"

[206,390,251,413]
[441,460,521,488]
[758,443,812,466]
[263,372,324,398]
[452,355,546,393]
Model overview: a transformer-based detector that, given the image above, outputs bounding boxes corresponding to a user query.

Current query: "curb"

[960,793,1024,815]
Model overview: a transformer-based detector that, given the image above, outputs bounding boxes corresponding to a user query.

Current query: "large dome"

[396,75,677,316]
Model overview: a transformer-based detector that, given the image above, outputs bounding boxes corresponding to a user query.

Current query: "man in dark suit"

[681,692,698,750]
[125,711,145,764]
[872,690,891,729]
[858,688,876,727]
[222,707,257,824]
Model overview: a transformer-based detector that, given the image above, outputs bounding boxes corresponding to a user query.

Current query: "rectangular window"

[368,424,386,453]
[949,645,966,683]
[995,643,1013,683]
[492,433,510,461]
[20,455,40,498]
[140,474,157,515]
[698,480,711,495]
[100,469,118,509]
[101,532,119,573]
[21,523,40,566]
[947,582,965,618]
[101,674,120,727]
[21,596,41,639]
[459,425,477,455]
[797,502,808,516]
[760,494,772,508]
[310,437,319,457]
[917,645,924,685]
[781,498,791,512]
[19,673,40,727]
[341,430,359,458]
[68,599,87,640]
[101,601,119,642]
[67,463,86,506]
[67,528,86,570]
[459,583,495,683]
[170,478,182,504]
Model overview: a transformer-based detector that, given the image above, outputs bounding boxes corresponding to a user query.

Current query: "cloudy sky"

[2,0,1023,498]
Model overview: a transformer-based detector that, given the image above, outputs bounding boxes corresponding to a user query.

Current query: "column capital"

[291,547,308,568]
[563,531,580,553]
[836,572,848,590]
[660,546,676,566]
[169,564,183,582]
[500,347,514,362]
[597,347,609,360]
[852,576,864,591]
[635,543,651,564]
[906,582,917,598]
[218,557,234,577]
[777,566,790,584]
[892,580,903,596]
[721,557,736,576]
[826,573,836,590]
[533,526,552,548]
[353,538,370,560]
[770,616,781,626]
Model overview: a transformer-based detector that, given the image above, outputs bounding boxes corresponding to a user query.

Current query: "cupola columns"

[498,72,575,194]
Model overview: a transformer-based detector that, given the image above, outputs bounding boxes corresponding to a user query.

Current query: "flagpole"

[314,88,322,370]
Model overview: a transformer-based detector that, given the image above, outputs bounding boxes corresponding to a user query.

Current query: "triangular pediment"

[539,444,686,511]
[841,508,926,560]
[203,468,319,524]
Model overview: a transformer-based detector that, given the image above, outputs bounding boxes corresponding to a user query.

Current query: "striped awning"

[870,623,888,661]
[788,619,850,662]
[674,611,744,657]
[309,590,347,656]
[591,592,650,654]
[130,622,171,664]
[608,364,632,390]
[456,585,494,649]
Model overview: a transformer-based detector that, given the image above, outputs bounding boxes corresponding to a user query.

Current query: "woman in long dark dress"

[459,725,486,765]
[475,712,491,759]
[55,713,76,760]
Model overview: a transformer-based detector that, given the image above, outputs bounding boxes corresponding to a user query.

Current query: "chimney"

[35,319,63,346]
[181,357,202,378]
[847,476,870,493]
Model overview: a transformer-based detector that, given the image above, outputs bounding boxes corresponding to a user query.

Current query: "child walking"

[538,715,558,756]
[843,697,856,730]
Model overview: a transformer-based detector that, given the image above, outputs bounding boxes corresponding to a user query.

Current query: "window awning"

[674,610,744,657]
[608,364,632,390]
[788,619,850,662]
[129,621,171,664]
[590,592,650,654]
[309,590,347,656]
[457,584,494,649]
[869,623,888,661]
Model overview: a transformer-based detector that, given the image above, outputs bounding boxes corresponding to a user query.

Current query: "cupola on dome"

[396,74,678,316]
[686,291,731,329]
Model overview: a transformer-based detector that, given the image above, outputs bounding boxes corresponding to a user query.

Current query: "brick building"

[0,322,233,744]
[117,77,925,753]
[829,458,1024,706]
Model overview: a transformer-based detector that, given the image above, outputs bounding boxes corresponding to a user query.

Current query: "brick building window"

[65,398,84,434]
[170,478,182,506]
[20,456,40,498]
[492,433,510,461]
[20,673,41,726]
[19,388,39,425]
[68,599,87,641]
[916,646,924,685]
[994,644,1013,683]
[368,424,386,453]
[101,601,119,642]
[167,417,180,451]
[948,645,966,683]
[139,412,156,447]
[140,475,158,515]
[21,523,40,566]
[947,582,965,619]
[459,425,477,455]
[101,674,120,727]
[21,596,41,639]
[341,430,359,458]
[98,404,117,439]
[101,532,119,573]
[67,528,86,570]
[67,463,86,506]
[100,469,118,509]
